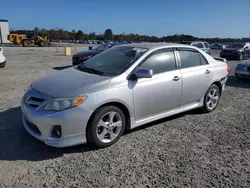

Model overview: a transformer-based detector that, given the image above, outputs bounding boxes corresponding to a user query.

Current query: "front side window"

[178,50,207,68]
[140,51,176,74]
[78,46,148,76]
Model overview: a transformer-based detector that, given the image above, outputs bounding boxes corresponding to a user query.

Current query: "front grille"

[26,119,41,135]
[24,88,51,109]
[25,96,45,108]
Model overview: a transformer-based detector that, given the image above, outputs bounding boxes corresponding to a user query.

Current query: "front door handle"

[172,76,181,81]
[205,70,211,74]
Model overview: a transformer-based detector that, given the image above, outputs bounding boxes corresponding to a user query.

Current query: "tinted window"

[204,43,210,48]
[95,45,106,51]
[178,51,205,68]
[140,51,176,74]
[192,43,204,48]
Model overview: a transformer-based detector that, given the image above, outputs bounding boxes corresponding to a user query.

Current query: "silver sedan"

[235,60,250,79]
[21,43,230,148]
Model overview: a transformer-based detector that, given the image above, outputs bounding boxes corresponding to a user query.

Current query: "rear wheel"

[202,84,220,113]
[39,41,46,47]
[22,40,31,47]
[86,106,126,149]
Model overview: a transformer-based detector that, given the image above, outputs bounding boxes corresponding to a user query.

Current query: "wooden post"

[56,42,59,52]
[74,47,78,53]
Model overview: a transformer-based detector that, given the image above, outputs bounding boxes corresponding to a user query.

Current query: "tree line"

[10,27,250,43]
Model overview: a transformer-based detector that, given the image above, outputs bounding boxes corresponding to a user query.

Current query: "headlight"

[43,96,87,111]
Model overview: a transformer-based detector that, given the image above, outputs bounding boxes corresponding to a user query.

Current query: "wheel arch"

[86,101,132,131]
[211,81,223,96]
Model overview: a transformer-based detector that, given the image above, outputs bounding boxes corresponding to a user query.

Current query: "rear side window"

[140,51,176,74]
[192,43,204,49]
[204,43,210,48]
[200,54,208,65]
[178,50,207,68]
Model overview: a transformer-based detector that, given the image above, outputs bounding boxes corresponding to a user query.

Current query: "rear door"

[176,48,213,107]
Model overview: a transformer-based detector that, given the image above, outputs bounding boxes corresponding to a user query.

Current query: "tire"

[86,106,126,149]
[202,84,221,113]
[22,40,31,47]
[39,41,46,47]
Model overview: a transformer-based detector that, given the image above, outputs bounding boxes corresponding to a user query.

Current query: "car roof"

[117,42,194,50]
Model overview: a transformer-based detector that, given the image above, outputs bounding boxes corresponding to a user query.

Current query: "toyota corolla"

[21,43,230,148]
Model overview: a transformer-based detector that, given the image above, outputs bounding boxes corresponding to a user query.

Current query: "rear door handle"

[172,76,181,81]
[205,70,211,74]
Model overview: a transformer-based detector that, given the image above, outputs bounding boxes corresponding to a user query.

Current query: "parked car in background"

[0,47,6,68]
[22,43,230,148]
[220,42,250,60]
[72,43,122,66]
[235,59,250,79]
[178,41,211,54]
[210,43,224,50]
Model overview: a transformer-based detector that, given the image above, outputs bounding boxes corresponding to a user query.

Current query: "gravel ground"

[0,48,250,188]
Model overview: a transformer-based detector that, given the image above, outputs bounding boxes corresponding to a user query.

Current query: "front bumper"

[21,97,93,148]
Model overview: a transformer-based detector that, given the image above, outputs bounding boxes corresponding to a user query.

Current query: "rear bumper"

[0,61,6,68]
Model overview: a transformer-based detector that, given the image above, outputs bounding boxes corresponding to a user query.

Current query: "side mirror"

[135,68,153,78]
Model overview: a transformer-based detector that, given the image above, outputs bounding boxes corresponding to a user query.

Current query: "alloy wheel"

[206,88,219,110]
[96,111,123,143]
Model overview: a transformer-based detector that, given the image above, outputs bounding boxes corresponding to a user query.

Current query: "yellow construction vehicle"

[8,30,50,47]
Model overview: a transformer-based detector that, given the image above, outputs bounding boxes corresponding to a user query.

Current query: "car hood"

[31,67,111,98]
[75,50,99,57]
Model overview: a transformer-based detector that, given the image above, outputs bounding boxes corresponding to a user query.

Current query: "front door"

[131,50,182,122]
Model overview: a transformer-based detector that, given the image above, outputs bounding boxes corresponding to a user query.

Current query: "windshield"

[94,45,107,51]
[78,46,148,76]
[227,43,244,49]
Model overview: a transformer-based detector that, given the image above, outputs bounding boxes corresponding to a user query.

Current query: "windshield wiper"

[78,66,105,75]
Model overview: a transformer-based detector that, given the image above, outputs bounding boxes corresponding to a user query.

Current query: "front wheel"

[202,84,221,113]
[86,106,126,149]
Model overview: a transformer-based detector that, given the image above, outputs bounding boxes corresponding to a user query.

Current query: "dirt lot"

[0,47,250,188]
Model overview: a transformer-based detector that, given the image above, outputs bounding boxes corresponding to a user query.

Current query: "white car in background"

[0,47,6,68]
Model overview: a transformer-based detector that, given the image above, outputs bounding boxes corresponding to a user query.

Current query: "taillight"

[227,66,231,73]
